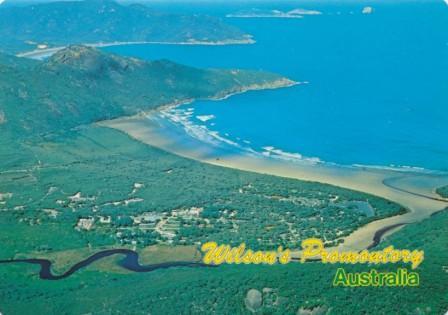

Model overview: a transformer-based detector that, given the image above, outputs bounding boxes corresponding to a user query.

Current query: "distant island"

[0,0,255,54]
[226,8,322,19]
[0,2,447,314]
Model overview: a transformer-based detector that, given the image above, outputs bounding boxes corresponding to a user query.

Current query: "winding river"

[0,249,211,280]
[2,117,448,280]
[103,113,448,254]
[0,218,404,280]
[2,168,447,280]
[2,168,446,281]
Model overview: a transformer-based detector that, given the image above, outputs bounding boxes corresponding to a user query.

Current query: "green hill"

[0,0,254,54]
[0,45,404,257]
[0,45,293,137]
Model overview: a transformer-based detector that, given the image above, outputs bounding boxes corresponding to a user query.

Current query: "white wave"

[444,0,448,6]
[158,107,241,149]
[352,163,432,174]
[157,107,437,174]
[196,115,215,122]
[209,131,240,147]
[261,146,322,165]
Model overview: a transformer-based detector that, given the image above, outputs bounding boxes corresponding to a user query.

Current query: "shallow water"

[105,1,448,171]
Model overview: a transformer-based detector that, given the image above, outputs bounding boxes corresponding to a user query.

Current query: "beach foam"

[158,103,331,166]
[196,115,215,122]
[159,103,438,174]
[261,146,322,165]
[159,107,241,149]
[102,112,448,252]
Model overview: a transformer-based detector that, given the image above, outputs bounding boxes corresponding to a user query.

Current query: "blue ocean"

[105,1,448,171]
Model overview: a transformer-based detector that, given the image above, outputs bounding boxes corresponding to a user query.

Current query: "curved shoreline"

[102,110,448,252]
[16,38,256,60]
[0,249,210,280]
[383,176,448,202]
[0,221,407,280]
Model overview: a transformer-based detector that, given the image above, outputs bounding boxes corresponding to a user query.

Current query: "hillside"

[0,0,254,54]
[0,45,405,257]
[0,131,442,313]
[0,45,293,137]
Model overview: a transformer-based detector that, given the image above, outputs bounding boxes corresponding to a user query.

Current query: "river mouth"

[101,112,448,253]
[0,219,426,280]
[0,221,407,280]
[2,159,447,280]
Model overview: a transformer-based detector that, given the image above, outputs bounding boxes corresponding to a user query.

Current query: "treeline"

[0,126,405,254]
[0,209,446,314]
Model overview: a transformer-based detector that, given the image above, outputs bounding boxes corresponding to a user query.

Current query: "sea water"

[104,1,448,171]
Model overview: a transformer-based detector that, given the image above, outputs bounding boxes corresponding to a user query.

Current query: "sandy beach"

[101,110,448,253]
[16,38,256,60]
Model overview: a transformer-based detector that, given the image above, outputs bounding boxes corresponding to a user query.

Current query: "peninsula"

[0,0,255,54]
[0,45,292,137]
[0,45,446,315]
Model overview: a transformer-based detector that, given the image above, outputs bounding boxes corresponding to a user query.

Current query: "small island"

[0,3,447,313]
[226,8,322,19]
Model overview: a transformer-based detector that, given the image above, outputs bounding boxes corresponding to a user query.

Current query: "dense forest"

[0,45,291,137]
[0,207,445,314]
[0,125,405,258]
[0,0,252,53]
[0,25,440,314]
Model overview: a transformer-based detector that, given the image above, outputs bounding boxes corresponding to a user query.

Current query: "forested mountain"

[0,45,291,137]
[0,0,254,53]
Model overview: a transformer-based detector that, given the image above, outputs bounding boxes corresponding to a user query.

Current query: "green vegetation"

[0,45,291,137]
[0,42,426,315]
[0,125,405,259]
[0,208,446,314]
[0,0,253,54]
[0,44,403,260]
[436,185,448,198]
